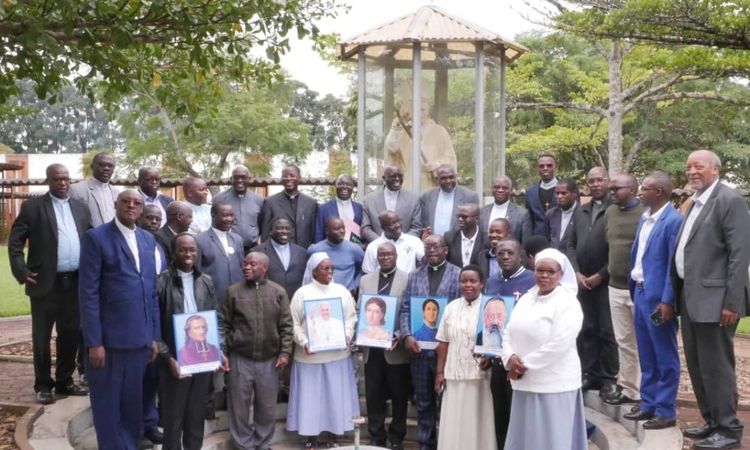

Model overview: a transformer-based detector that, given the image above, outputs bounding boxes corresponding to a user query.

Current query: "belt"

[56,270,78,279]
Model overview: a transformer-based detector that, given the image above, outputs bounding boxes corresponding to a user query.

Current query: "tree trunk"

[607,39,624,175]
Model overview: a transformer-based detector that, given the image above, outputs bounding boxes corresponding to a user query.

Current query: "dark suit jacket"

[314,198,363,243]
[8,193,90,298]
[525,182,557,236]
[670,183,750,321]
[259,191,318,249]
[566,197,611,278]
[255,239,308,300]
[361,188,422,243]
[543,202,579,251]
[444,229,486,268]
[155,225,176,263]
[79,221,160,349]
[419,186,479,234]
[478,201,532,244]
[195,228,244,304]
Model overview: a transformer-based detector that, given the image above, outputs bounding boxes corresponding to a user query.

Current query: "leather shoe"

[623,409,654,421]
[55,382,88,396]
[144,428,163,444]
[693,432,741,449]
[598,383,618,399]
[683,424,714,439]
[35,390,55,405]
[642,416,676,430]
[603,391,638,405]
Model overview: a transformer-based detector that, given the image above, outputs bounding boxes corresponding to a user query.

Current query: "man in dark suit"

[259,164,318,249]
[566,167,618,398]
[195,202,244,305]
[419,164,478,238]
[398,234,461,450]
[478,218,511,280]
[622,172,682,430]
[671,150,750,449]
[445,204,485,268]
[256,217,307,303]
[8,163,90,404]
[213,165,264,253]
[156,201,193,265]
[524,153,558,236]
[314,174,364,244]
[543,177,579,251]
[361,165,422,243]
[360,242,410,449]
[479,176,532,244]
[137,166,173,228]
[79,190,161,450]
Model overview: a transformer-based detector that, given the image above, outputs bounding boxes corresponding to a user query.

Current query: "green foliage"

[0,247,30,317]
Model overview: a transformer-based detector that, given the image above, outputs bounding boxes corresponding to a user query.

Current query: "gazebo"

[337,5,527,197]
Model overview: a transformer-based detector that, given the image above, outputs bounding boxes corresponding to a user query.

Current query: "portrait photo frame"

[172,310,222,376]
[304,297,348,353]
[474,295,515,357]
[410,296,448,351]
[356,293,398,349]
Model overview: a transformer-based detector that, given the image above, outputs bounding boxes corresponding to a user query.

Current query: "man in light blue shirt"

[308,217,364,293]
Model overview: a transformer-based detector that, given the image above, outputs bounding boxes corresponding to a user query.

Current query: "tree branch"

[636,91,750,105]
[623,73,690,112]
[510,101,607,116]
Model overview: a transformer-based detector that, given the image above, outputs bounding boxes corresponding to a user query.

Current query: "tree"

[0,0,342,120]
[289,82,352,153]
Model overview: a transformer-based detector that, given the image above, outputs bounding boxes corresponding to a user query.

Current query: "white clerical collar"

[593,199,603,206]
[380,267,397,278]
[461,228,479,240]
[91,178,111,188]
[177,269,193,278]
[540,178,558,190]
[212,227,228,237]
[49,193,69,203]
[561,203,577,214]
[428,260,446,271]
[115,216,136,235]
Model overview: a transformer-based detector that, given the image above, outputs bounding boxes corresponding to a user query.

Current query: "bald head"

[586,166,609,201]
[610,173,638,207]
[640,171,673,209]
[166,201,193,233]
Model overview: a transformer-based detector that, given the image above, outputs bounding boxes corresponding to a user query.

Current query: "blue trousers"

[86,347,149,450]
[410,352,437,450]
[142,360,160,433]
[633,288,679,418]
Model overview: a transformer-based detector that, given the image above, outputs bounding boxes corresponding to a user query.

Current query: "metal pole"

[499,57,507,177]
[357,47,367,201]
[412,42,422,193]
[474,42,485,195]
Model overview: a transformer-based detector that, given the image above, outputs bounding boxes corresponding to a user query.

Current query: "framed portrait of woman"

[356,294,398,349]
[409,296,448,350]
[172,310,222,375]
[474,295,515,357]
[304,298,348,352]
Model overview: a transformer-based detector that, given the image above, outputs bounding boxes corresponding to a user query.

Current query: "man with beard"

[213,165,264,253]
[478,298,507,348]
[314,174,363,244]
[137,167,172,228]
[524,153,558,236]
[479,176,531,244]
[260,164,318,249]
[543,177,580,251]
[361,165,422,243]
[308,217,364,294]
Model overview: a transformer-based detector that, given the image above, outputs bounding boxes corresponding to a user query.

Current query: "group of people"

[7,148,749,450]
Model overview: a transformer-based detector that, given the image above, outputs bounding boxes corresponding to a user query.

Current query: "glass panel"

[484,54,504,202]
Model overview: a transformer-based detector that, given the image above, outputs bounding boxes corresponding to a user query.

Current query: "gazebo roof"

[337,5,528,63]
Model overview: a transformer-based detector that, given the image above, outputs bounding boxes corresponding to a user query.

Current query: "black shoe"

[693,432,741,449]
[603,391,638,405]
[581,377,601,391]
[304,438,317,449]
[144,428,164,444]
[642,416,676,430]
[683,424,714,439]
[598,383,618,399]
[55,382,89,396]
[623,409,654,421]
[205,409,216,420]
[35,390,55,405]
[79,374,88,387]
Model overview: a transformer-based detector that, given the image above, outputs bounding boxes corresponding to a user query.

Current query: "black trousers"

[364,349,410,446]
[682,312,743,439]
[30,272,79,392]
[577,283,618,385]
[489,361,513,449]
[158,359,211,450]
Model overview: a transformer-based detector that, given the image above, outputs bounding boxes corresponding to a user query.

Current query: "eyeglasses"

[609,186,630,191]
[587,177,609,186]
[424,244,446,251]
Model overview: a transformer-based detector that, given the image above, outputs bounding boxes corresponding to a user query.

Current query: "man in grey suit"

[69,152,119,228]
[671,150,750,450]
[479,176,532,244]
[360,242,410,449]
[419,164,478,238]
[362,165,422,243]
[195,202,244,304]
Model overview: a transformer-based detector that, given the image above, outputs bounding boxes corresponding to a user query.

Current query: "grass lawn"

[0,246,29,317]
[739,317,750,335]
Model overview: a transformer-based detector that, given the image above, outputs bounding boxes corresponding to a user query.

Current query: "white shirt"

[362,233,425,274]
[271,240,290,270]
[178,269,198,313]
[115,217,140,272]
[539,177,558,190]
[675,179,719,279]
[211,227,233,256]
[460,229,479,267]
[188,203,212,234]
[383,188,399,212]
[436,297,486,380]
[559,204,577,240]
[335,198,355,221]
[488,201,510,231]
[630,203,669,283]
[433,189,455,236]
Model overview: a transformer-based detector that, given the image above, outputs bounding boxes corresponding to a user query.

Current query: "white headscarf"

[533,248,578,296]
[303,251,330,285]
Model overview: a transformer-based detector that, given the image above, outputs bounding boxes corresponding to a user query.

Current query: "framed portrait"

[474,295,515,357]
[356,294,398,349]
[409,296,448,351]
[304,298,348,353]
[172,310,222,376]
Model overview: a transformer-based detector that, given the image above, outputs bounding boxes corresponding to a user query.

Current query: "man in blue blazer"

[524,154,558,236]
[79,190,161,450]
[314,174,363,244]
[623,172,682,430]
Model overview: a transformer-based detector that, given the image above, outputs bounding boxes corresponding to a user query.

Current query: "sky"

[281,0,547,98]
